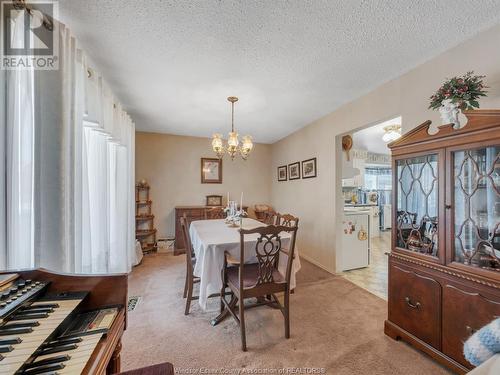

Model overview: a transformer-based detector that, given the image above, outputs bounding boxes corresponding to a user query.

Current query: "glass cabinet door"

[396,154,439,257]
[453,145,500,271]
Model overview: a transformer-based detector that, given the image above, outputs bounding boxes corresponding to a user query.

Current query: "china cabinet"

[385,110,500,374]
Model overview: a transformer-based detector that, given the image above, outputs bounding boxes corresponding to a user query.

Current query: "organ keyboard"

[0,269,127,375]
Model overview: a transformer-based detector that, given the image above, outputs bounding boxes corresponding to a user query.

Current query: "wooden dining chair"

[180,214,223,315]
[205,206,226,220]
[219,224,298,351]
[261,210,278,225]
[277,213,299,227]
[180,215,199,315]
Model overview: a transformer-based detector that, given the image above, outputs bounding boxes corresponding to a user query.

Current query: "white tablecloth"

[189,218,301,310]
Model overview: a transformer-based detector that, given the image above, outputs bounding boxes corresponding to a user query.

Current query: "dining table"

[189,217,301,312]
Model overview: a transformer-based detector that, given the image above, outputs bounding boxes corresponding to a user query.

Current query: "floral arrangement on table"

[224,200,247,227]
[429,71,488,128]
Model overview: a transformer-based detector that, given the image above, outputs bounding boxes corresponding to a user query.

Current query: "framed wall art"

[288,162,301,180]
[302,157,317,178]
[277,165,287,181]
[206,195,223,206]
[201,158,222,184]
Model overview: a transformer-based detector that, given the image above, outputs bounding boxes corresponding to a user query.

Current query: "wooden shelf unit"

[136,184,157,253]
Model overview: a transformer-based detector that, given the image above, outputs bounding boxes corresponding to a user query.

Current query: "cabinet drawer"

[442,284,500,368]
[389,264,441,349]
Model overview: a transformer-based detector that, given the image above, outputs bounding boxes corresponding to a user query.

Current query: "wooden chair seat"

[226,263,286,289]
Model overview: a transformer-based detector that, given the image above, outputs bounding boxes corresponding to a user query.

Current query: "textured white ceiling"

[58,0,500,143]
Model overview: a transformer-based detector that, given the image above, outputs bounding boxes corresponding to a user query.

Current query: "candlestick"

[240,192,243,212]
[227,192,229,206]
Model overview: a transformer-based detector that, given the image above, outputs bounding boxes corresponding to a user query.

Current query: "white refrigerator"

[341,210,370,271]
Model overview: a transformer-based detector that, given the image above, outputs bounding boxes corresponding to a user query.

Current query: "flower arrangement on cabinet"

[429,71,488,128]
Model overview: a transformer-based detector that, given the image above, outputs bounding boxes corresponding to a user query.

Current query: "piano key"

[10,313,49,320]
[38,343,78,356]
[19,307,54,314]
[22,362,65,375]
[0,345,13,353]
[25,354,71,368]
[45,337,82,347]
[26,303,59,309]
[32,335,103,375]
[2,321,40,328]
[0,327,33,335]
[0,337,22,345]
[0,299,83,374]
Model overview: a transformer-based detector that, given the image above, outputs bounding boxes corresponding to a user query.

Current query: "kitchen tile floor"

[342,231,390,300]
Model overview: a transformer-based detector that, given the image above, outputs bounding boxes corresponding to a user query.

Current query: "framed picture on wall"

[277,165,287,181]
[288,162,301,180]
[201,158,222,184]
[206,195,223,206]
[302,157,317,178]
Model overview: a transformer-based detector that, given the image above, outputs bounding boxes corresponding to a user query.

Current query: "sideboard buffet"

[385,110,500,374]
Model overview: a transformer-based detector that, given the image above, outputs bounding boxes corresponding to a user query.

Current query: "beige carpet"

[121,253,450,374]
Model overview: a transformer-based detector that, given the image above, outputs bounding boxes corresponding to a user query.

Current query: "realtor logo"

[1,0,59,70]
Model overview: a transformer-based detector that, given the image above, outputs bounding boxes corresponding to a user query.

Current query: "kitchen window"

[364,167,392,190]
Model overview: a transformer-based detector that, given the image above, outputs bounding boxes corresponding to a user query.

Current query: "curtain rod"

[13,0,54,31]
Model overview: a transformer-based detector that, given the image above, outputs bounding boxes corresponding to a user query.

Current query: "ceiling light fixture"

[382,124,402,143]
[212,96,253,160]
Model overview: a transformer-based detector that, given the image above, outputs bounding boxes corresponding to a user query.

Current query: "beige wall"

[271,23,500,273]
[135,132,272,238]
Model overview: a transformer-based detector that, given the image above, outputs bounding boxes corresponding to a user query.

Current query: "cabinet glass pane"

[453,146,500,271]
[396,154,438,256]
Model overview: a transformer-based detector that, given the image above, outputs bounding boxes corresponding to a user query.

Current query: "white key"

[0,299,83,375]
[21,334,103,375]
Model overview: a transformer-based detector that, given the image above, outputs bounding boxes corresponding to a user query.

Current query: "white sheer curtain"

[4,10,35,269]
[1,16,136,273]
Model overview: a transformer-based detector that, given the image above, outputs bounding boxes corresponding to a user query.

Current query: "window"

[364,167,392,190]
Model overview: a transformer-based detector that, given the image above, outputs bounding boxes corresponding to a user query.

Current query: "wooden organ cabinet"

[384,110,500,374]
[0,269,127,374]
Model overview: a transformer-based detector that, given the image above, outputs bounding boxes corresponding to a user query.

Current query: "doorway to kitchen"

[339,116,401,300]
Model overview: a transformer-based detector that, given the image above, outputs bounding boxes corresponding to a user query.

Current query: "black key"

[23,363,65,375]
[25,354,71,368]
[0,345,13,352]
[19,307,54,314]
[45,337,82,347]
[4,321,40,328]
[0,327,33,335]
[0,337,22,345]
[38,343,78,355]
[29,303,59,309]
[10,312,48,320]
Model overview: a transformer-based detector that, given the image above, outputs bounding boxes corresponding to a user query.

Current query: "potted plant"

[429,71,487,128]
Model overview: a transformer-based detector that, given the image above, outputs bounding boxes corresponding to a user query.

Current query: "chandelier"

[382,124,402,143]
[212,96,253,160]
